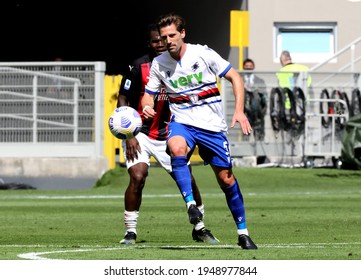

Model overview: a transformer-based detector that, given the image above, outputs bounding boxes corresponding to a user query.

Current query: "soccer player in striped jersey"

[142,14,257,249]
[117,24,218,245]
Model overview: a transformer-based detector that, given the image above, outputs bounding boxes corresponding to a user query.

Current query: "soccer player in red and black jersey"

[117,24,218,245]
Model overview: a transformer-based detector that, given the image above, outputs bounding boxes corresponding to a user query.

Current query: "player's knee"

[129,169,147,186]
[129,179,146,194]
[218,175,235,188]
[167,136,188,156]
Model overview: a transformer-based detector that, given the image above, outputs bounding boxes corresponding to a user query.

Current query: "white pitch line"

[16,242,361,260]
[0,194,185,200]
[1,190,361,200]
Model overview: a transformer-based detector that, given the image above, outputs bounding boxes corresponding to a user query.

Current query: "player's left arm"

[141,91,156,119]
[224,67,252,135]
[142,63,161,119]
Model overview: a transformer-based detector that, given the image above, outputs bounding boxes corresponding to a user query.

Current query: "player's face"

[149,30,166,56]
[159,23,185,57]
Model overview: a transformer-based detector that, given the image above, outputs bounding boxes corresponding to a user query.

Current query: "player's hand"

[125,137,141,162]
[231,111,253,135]
[142,106,156,119]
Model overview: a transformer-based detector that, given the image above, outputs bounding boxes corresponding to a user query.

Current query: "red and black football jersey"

[119,54,170,140]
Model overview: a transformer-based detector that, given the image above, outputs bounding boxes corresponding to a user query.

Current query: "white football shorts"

[123,132,172,172]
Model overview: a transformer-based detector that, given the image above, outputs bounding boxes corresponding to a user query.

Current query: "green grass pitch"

[0,165,360,260]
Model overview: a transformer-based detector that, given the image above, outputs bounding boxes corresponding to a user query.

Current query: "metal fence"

[0,62,105,158]
[221,70,361,167]
[2,64,360,169]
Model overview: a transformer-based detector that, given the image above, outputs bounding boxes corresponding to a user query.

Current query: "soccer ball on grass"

[108,106,142,140]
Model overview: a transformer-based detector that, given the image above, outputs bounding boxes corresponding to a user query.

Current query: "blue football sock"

[171,156,194,203]
[222,180,247,229]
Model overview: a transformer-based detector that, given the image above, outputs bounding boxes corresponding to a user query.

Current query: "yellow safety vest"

[276,63,312,89]
[276,63,312,109]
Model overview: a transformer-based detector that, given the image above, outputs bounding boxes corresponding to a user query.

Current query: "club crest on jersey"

[166,70,171,77]
[189,94,199,103]
[191,62,199,71]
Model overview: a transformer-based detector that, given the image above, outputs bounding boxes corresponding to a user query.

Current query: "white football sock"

[124,210,139,235]
[237,229,249,236]
[186,201,196,208]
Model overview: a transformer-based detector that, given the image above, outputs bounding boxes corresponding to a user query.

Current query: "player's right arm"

[117,94,128,107]
[118,65,141,161]
[117,59,141,108]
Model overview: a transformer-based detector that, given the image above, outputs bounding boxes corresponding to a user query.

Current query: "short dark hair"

[147,23,158,40]
[157,12,186,33]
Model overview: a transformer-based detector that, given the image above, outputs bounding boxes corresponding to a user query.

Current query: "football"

[108,106,142,140]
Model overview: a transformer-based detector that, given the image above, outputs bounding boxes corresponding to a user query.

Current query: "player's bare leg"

[120,163,148,245]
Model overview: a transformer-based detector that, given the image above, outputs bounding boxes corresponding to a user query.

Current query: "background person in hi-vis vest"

[277,50,312,109]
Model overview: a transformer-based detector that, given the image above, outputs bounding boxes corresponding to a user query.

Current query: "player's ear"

[180,29,186,39]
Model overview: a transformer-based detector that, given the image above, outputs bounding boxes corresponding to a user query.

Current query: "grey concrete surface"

[0,176,98,190]
[0,158,109,178]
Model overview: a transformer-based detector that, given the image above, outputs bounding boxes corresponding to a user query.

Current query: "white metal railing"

[220,70,359,166]
[0,66,82,84]
[304,98,349,158]
[0,62,106,158]
[310,36,361,72]
[0,67,81,143]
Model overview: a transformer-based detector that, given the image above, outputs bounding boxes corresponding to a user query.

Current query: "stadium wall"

[243,0,361,72]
